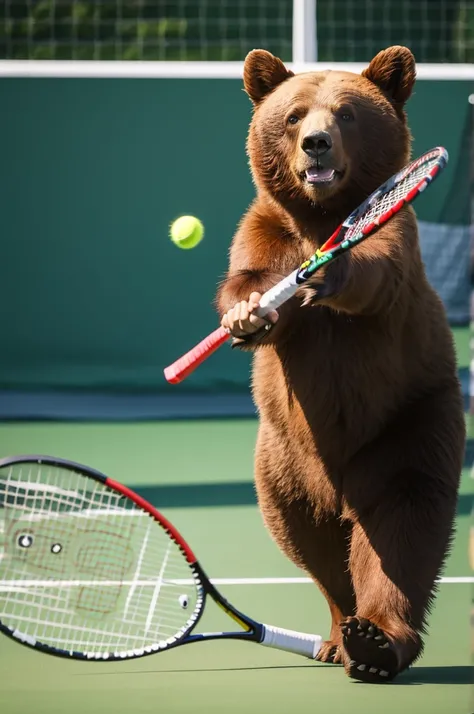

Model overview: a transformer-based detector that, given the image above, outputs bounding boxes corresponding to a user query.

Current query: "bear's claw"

[315,640,343,664]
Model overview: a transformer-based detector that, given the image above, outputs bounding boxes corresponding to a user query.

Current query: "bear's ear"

[243,49,294,105]
[361,46,416,110]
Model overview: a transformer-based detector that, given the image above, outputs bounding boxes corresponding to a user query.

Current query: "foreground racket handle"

[0,455,323,662]
[260,623,322,659]
[164,146,448,385]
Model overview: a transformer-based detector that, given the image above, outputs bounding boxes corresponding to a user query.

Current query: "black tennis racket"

[0,455,322,661]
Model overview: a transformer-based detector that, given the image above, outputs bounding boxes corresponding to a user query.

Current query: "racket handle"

[164,326,230,384]
[255,269,299,316]
[164,270,301,384]
[260,624,322,659]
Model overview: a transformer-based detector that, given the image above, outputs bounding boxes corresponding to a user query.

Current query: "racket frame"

[0,455,273,662]
[164,146,448,384]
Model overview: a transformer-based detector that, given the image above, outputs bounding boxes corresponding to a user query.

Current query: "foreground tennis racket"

[164,146,448,384]
[0,455,322,661]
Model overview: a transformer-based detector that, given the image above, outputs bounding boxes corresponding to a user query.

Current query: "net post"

[469,91,474,419]
[466,85,473,584]
[292,0,317,63]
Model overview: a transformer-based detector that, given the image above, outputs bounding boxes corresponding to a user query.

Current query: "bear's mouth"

[305,167,338,184]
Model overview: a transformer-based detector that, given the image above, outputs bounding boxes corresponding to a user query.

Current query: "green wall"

[1,77,472,392]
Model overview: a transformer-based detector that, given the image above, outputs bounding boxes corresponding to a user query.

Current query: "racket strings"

[345,155,440,240]
[0,464,201,657]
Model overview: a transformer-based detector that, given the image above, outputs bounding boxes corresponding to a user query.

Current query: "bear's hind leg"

[342,468,457,683]
[294,517,356,664]
[257,486,356,663]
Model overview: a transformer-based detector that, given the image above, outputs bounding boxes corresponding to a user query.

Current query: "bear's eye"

[339,109,354,122]
[287,114,300,125]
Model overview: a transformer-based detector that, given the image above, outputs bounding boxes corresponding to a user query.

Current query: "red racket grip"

[164,326,230,384]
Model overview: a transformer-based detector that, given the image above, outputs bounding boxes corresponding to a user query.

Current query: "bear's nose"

[301,131,332,157]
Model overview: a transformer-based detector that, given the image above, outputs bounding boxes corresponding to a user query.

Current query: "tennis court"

[0,329,471,714]
[1,4,472,712]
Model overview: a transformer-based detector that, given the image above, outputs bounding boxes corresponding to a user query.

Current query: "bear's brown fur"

[216,46,466,682]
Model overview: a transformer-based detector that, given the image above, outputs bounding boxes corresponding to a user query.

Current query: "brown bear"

[216,46,466,683]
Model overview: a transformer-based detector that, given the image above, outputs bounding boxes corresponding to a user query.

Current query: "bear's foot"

[341,617,399,683]
[315,640,343,664]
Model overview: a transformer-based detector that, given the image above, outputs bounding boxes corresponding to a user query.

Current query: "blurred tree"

[0,0,470,63]
[317,0,471,63]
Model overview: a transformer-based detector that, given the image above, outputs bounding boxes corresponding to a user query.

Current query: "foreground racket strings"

[164,146,448,384]
[0,455,322,661]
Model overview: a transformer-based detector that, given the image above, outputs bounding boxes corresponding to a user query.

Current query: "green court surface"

[0,417,472,714]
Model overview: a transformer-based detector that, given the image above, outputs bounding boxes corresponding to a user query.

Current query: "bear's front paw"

[221,292,279,350]
[296,258,349,307]
[230,322,274,350]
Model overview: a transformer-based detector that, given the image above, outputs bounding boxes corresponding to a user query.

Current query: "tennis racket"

[164,146,448,384]
[0,455,322,662]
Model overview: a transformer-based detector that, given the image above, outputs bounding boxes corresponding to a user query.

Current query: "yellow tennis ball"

[170,216,204,250]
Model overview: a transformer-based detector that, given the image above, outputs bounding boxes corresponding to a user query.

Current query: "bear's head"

[243,46,416,216]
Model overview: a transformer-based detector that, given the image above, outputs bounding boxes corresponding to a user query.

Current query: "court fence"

[0,0,472,412]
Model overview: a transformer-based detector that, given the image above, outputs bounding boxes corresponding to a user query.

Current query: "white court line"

[0,576,472,590]
[123,520,151,620]
[199,576,474,585]
[14,509,143,521]
[145,542,172,633]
